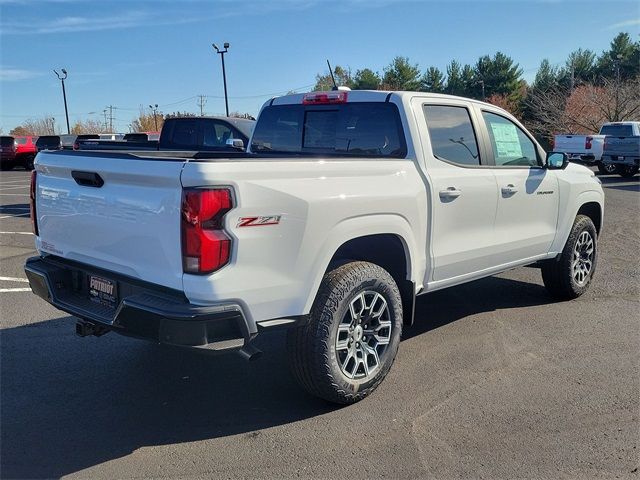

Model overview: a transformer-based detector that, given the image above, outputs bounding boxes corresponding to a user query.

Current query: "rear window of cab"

[251,102,407,158]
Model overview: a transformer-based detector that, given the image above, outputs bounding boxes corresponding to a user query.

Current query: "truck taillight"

[30,170,39,236]
[302,91,348,105]
[181,188,233,274]
[585,136,593,149]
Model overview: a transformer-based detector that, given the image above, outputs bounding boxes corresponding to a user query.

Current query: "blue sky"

[1,0,638,133]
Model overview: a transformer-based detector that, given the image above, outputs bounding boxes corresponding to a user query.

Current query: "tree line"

[313,32,639,143]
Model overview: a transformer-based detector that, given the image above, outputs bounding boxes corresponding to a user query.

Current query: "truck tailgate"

[605,137,640,155]
[34,151,186,291]
[554,135,586,152]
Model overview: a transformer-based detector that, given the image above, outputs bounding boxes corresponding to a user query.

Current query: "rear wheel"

[597,161,617,175]
[287,261,403,404]
[618,165,639,178]
[542,215,597,300]
[24,155,35,171]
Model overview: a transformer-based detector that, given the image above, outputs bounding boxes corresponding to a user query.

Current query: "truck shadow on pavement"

[1,276,551,478]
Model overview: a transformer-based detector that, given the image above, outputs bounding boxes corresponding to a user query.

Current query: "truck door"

[476,108,559,265]
[414,99,499,283]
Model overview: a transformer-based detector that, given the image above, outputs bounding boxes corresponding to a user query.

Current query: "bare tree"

[131,107,164,132]
[71,119,103,134]
[9,117,57,135]
[526,77,640,139]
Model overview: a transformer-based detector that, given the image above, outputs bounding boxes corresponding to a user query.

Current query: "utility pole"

[106,105,114,133]
[103,109,108,132]
[477,80,485,100]
[53,69,70,134]
[149,104,159,131]
[569,60,575,91]
[197,95,207,116]
[614,53,623,83]
[212,42,230,116]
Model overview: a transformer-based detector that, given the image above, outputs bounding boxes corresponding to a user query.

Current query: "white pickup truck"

[25,90,604,404]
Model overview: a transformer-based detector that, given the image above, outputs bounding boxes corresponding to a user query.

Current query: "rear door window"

[423,105,480,166]
[1,137,14,147]
[167,120,199,149]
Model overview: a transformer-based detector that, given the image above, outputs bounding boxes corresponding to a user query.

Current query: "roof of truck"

[269,90,498,108]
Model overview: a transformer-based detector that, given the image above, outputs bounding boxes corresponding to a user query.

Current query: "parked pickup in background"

[601,121,640,178]
[553,122,639,175]
[76,116,255,152]
[26,90,604,404]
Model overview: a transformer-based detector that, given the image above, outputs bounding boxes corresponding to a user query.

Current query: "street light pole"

[53,69,70,134]
[212,42,230,116]
[149,104,159,131]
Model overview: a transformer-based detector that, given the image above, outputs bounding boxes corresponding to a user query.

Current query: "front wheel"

[286,261,403,404]
[618,165,639,178]
[541,215,597,300]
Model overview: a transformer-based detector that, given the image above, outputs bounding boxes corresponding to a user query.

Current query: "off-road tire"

[597,161,616,175]
[286,261,403,404]
[618,165,639,178]
[25,155,35,171]
[541,214,597,300]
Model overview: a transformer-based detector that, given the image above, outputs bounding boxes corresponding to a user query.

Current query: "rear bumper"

[602,155,639,166]
[24,256,254,352]
[566,153,596,163]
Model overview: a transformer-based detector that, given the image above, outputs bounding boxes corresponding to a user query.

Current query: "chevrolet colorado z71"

[25,90,604,404]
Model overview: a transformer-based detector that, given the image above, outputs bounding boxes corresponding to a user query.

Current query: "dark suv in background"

[1,136,17,170]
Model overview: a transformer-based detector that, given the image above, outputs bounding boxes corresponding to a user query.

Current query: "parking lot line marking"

[0,288,32,293]
[0,193,30,196]
[0,185,30,190]
[0,231,33,235]
[0,276,29,283]
[0,213,30,219]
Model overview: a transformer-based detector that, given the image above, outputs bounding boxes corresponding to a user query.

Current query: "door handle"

[501,184,518,196]
[439,187,462,199]
[72,170,104,188]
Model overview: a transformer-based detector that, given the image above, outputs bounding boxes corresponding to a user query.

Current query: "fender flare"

[301,213,424,314]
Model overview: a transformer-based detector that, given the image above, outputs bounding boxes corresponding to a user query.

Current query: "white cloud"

[0,9,216,35]
[0,67,43,81]
[606,18,640,30]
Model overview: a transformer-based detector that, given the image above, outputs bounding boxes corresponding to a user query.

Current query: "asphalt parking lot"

[0,167,638,479]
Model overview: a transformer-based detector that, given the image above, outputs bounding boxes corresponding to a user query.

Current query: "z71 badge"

[237,215,281,227]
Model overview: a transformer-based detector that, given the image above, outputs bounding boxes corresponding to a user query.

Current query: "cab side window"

[423,105,480,166]
[482,111,539,167]
[202,121,236,147]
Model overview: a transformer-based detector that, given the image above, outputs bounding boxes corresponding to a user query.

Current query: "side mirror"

[546,152,569,170]
[226,138,244,150]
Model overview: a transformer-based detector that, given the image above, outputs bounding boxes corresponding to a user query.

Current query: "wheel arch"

[577,201,602,234]
[304,220,421,326]
[550,190,604,254]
